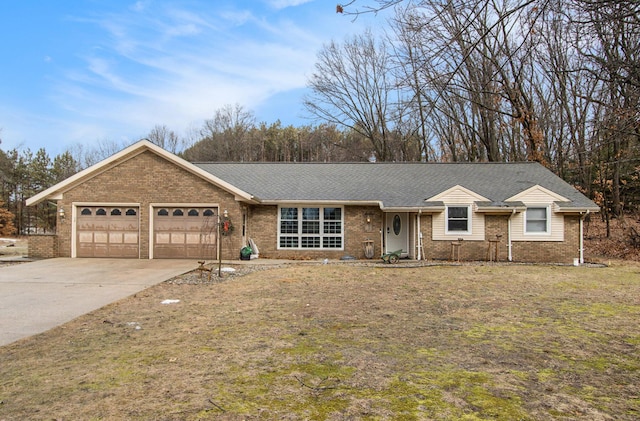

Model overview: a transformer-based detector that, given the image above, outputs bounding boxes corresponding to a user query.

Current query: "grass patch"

[1,261,640,419]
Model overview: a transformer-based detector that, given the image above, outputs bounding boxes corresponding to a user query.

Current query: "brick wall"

[28,235,58,259]
[247,205,384,260]
[57,150,243,260]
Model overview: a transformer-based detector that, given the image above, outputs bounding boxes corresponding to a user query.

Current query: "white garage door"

[153,207,218,259]
[76,206,140,258]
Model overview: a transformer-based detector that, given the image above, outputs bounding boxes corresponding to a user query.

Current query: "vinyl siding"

[431,187,486,241]
[509,187,566,242]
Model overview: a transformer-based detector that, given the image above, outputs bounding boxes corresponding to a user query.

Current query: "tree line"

[0,0,637,234]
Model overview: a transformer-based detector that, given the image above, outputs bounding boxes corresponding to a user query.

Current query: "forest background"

[0,0,638,243]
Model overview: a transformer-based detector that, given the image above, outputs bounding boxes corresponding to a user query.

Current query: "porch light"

[58,207,65,222]
[365,212,372,223]
[223,209,228,218]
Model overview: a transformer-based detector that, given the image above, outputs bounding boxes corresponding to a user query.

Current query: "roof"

[194,161,599,212]
[25,140,599,213]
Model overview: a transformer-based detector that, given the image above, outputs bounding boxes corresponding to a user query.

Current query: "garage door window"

[81,208,91,215]
[126,209,137,216]
[96,208,107,215]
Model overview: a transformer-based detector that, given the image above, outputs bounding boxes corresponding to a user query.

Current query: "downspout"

[417,210,422,261]
[580,210,590,264]
[508,209,515,261]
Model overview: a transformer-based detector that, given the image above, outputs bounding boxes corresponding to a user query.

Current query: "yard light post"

[217,209,229,278]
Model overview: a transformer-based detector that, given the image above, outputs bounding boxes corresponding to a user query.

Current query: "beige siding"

[430,186,487,241]
[508,186,566,242]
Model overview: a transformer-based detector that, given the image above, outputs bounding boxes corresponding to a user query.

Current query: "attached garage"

[76,206,140,258]
[152,207,218,259]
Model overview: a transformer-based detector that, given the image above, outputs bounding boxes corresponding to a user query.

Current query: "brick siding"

[28,235,58,259]
[55,150,244,259]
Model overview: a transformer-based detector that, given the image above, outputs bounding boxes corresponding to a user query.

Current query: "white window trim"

[524,206,551,235]
[445,205,472,235]
[277,205,345,250]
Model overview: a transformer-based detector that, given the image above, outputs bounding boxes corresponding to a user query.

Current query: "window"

[110,209,122,216]
[446,206,470,233]
[157,209,169,216]
[526,207,548,233]
[278,206,343,249]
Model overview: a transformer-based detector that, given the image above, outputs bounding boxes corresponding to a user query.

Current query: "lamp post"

[217,209,229,278]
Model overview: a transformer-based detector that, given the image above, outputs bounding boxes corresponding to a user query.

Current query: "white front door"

[385,213,409,256]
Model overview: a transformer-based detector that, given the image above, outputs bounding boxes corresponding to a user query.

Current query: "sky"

[0,0,383,156]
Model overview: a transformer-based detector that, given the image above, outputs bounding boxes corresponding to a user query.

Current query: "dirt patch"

[1,261,639,420]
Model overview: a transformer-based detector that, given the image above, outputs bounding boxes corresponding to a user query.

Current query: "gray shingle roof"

[194,162,599,211]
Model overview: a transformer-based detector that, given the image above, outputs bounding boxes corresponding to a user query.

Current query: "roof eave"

[554,206,601,214]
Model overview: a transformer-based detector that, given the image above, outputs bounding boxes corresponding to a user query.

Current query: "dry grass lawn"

[1,261,639,420]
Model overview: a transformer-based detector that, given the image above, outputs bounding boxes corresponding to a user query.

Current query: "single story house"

[27,140,599,263]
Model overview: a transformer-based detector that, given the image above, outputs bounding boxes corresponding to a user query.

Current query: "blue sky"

[0,0,382,155]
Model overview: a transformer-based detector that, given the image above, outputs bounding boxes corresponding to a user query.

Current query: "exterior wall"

[430,186,488,241]
[28,234,58,259]
[424,214,505,261]
[512,215,580,264]
[420,213,580,263]
[246,205,383,260]
[56,150,243,260]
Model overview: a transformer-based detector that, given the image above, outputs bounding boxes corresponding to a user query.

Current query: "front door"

[385,213,409,256]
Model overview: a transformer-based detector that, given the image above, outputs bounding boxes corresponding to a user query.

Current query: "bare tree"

[305,30,406,161]
[146,124,181,153]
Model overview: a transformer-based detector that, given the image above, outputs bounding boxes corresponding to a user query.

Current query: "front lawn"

[1,262,639,420]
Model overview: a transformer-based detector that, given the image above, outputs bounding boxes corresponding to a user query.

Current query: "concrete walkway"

[0,258,197,347]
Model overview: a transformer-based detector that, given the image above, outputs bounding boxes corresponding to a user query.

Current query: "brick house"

[27,140,599,263]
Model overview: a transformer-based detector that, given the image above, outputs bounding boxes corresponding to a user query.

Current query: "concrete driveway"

[0,258,197,347]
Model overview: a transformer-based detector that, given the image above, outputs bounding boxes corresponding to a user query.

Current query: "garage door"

[76,206,140,258]
[153,207,218,259]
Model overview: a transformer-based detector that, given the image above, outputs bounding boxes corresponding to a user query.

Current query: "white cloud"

[267,0,314,10]
[15,1,371,153]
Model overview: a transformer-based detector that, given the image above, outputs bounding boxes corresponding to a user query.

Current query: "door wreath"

[220,216,234,236]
